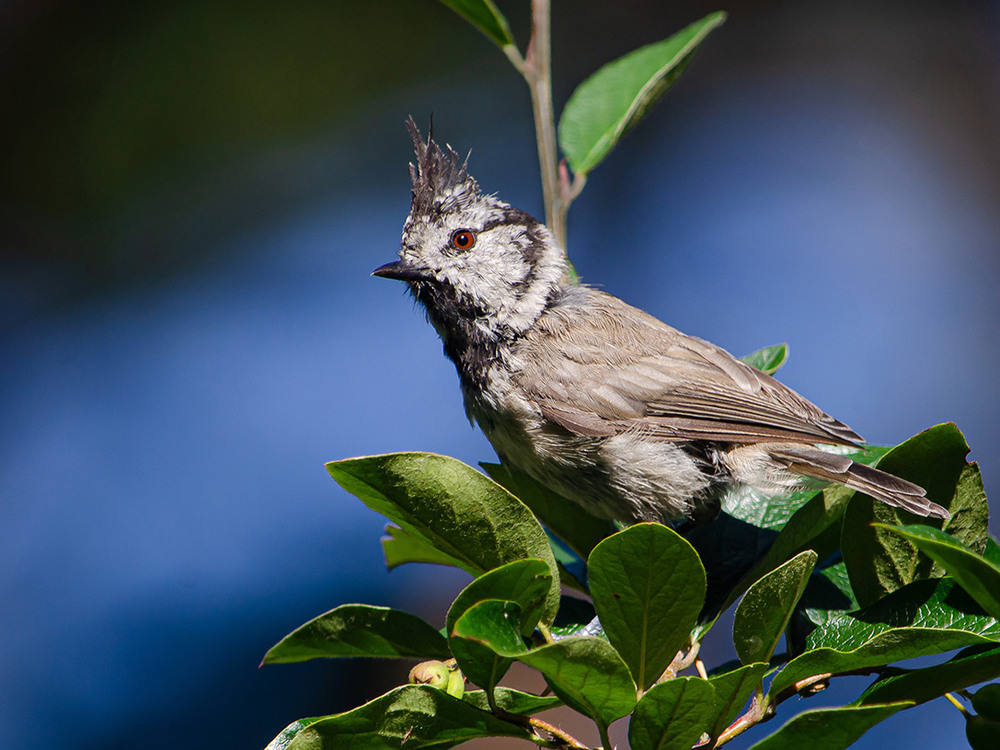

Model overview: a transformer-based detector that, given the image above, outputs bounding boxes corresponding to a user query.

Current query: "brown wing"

[513,287,862,447]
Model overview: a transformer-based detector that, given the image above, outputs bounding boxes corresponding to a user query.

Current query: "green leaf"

[740,343,788,375]
[381,524,467,571]
[462,687,562,715]
[769,628,998,700]
[262,604,450,665]
[447,559,552,637]
[588,523,706,688]
[435,0,514,48]
[480,462,616,559]
[842,424,981,606]
[516,636,637,728]
[804,577,1000,652]
[747,703,913,750]
[876,524,1000,620]
[734,550,816,665]
[327,452,560,623]
[859,644,1000,706]
[558,11,726,175]
[708,663,769,738]
[450,600,526,692]
[628,677,716,750]
[279,684,533,749]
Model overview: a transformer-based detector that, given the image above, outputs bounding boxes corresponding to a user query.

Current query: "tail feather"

[769,446,950,520]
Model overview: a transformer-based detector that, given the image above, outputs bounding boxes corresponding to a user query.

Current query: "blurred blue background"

[2,1,999,748]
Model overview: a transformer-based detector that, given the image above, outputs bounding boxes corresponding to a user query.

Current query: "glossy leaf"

[327,452,560,622]
[481,461,616,559]
[262,604,450,664]
[876,524,1000,620]
[740,343,788,375]
[435,0,514,48]
[462,687,562,715]
[516,636,637,727]
[708,662,769,738]
[859,644,1000,706]
[842,424,980,606]
[450,600,526,692]
[277,684,532,749]
[734,550,816,665]
[747,703,913,750]
[804,577,1000,652]
[446,559,551,637]
[629,677,716,750]
[382,524,466,571]
[769,627,997,700]
[558,12,726,175]
[588,523,706,688]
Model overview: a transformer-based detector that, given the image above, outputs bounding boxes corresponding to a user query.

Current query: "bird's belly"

[468,390,712,522]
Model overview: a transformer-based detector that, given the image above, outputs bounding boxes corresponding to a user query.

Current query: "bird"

[372,120,949,525]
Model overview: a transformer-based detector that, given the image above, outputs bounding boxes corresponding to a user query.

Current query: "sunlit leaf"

[876,524,1000,620]
[734,550,816,665]
[382,524,466,571]
[842,424,982,606]
[446,559,552,637]
[450,599,526,692]
[276,684,532,749]
[589,523,706,688]
[558,12,726,175]
[708,662,769,738]
[747,703,913,750]
[328,452,560,623]
[740,343,788,375]
[629,677,716,750]
[858,643,1000,706]
[262,604,450,664]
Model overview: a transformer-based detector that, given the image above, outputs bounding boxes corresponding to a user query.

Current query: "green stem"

[597,719,613,750]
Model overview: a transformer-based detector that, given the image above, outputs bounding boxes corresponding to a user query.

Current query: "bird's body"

[375,121,949,523]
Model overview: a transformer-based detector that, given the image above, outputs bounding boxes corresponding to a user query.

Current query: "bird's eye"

[450,229,476,251]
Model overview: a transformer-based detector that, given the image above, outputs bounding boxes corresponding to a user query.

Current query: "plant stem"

[521,0,565,248]
[597,719,613,750]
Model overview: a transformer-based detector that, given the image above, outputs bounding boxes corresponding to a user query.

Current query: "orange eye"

[450,229,476,251]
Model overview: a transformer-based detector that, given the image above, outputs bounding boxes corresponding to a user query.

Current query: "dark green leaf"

[971,683,1000,721]
[876,524,1000,620]
[628,677,716,750]
[446,559,552,637]
[858,644,1000,706]
[279,684,532,749]
[450,600,526,692]
[435,0,514,48]
[804,577,1000,652]
[967,715,1000,750]
[462,687,562,715]
[327,453,560,623]
[382,524,466,571]
[740,343,788,375]
[747,703,913,750]
[481,461,617,559]
[708,663,769,738]
[842,424,980,606]
[516,636,637,727]
[558,12,726,175]
[734,551,816,665]
[983,537,1000,566]
[769,628,997,700]
[589,523,706,688]
[262,604,450,665]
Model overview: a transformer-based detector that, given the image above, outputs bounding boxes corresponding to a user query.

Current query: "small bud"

[446,667,465,699]
[409,660,449,689]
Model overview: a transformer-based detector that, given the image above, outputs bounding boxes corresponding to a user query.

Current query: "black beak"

[372,260,434,282]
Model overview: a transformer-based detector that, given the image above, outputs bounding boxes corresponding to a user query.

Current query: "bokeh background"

[2,1,999,748]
